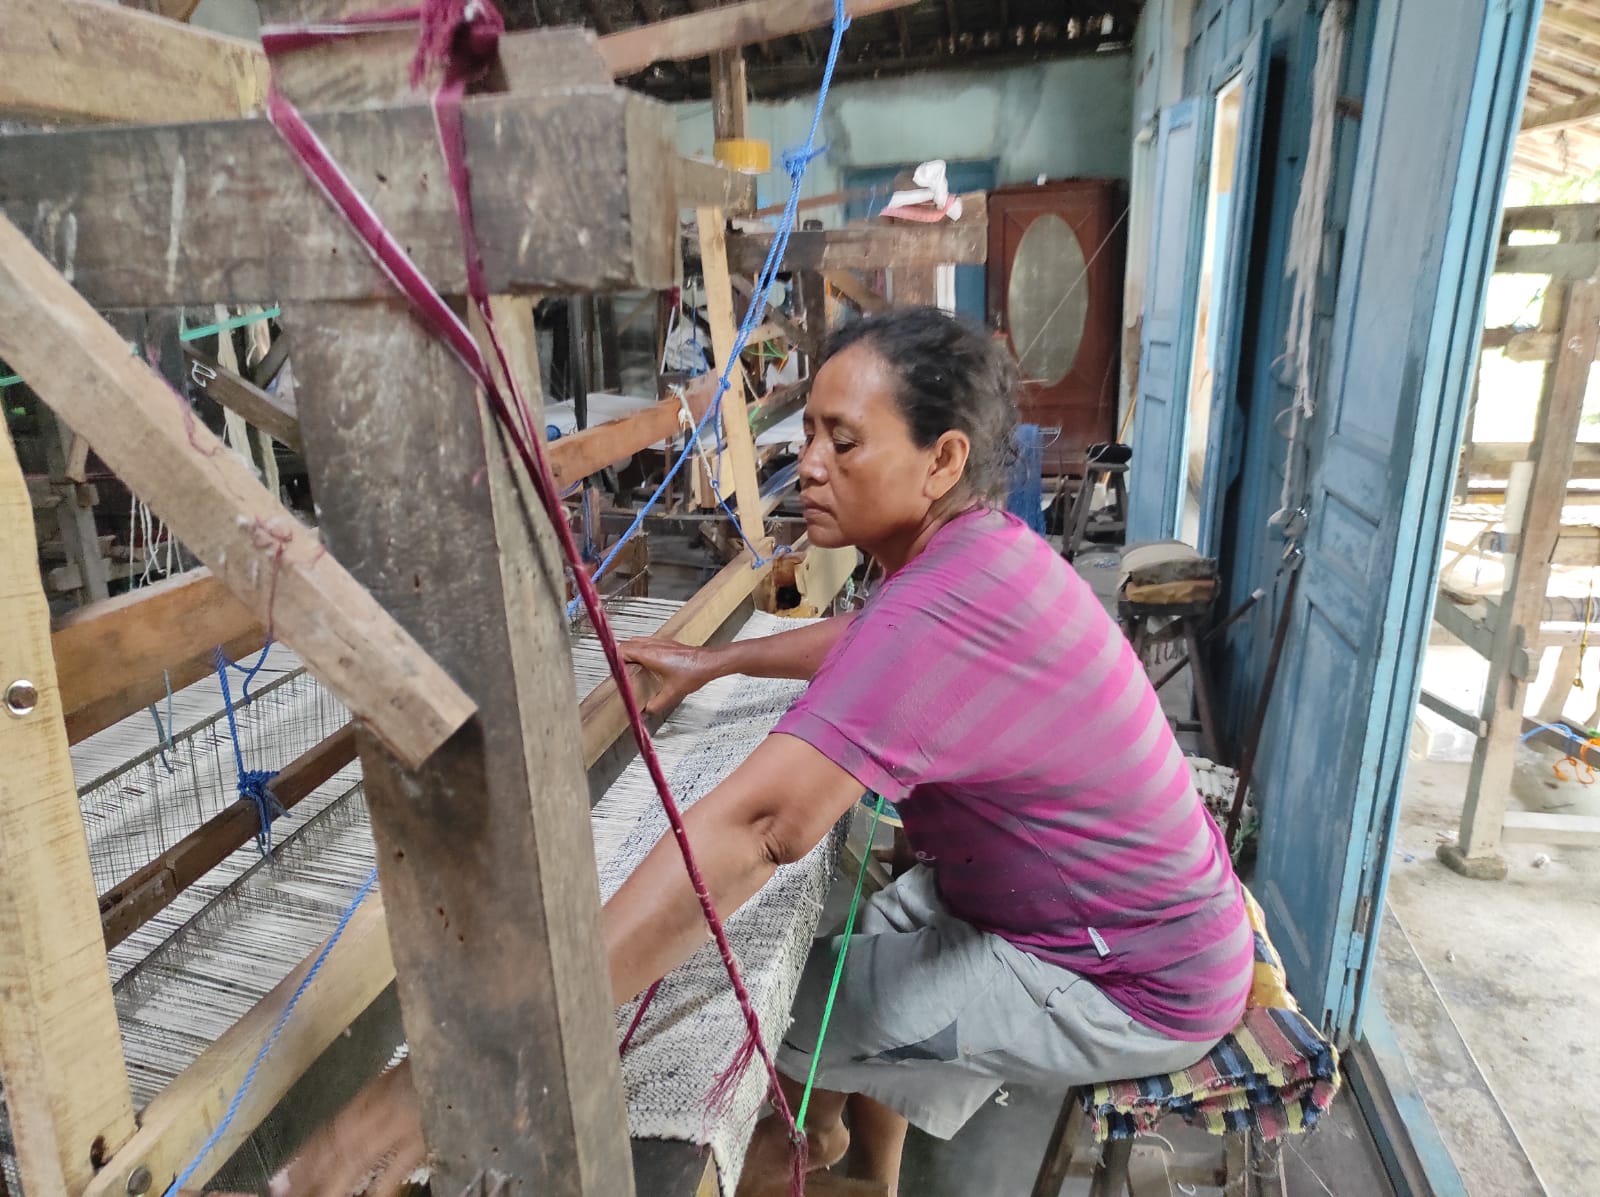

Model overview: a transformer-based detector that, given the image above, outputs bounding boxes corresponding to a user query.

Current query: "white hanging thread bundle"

[1271,0,1351,532]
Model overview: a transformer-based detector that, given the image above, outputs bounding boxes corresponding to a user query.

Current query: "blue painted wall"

[675,55,1135,215]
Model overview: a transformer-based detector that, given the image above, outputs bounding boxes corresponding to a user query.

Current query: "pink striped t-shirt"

[774,507,1252,1041]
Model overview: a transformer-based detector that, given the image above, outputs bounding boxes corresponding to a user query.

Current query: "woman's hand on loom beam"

[603,732,865,1007]
[621,635,721,717]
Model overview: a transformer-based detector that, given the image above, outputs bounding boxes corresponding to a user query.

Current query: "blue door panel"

[1128,99,1206,542]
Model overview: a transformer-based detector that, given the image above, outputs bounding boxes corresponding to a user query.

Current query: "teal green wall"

[675,54,1135,212]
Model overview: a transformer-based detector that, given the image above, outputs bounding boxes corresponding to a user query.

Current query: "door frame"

[1339,0,1542,1035]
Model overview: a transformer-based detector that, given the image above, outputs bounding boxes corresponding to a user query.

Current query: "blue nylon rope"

[570,0,850,619]
[160,866,380,1197]
[213,646,283,855]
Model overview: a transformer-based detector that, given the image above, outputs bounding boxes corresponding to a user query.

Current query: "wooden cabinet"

[987,179,1126,475]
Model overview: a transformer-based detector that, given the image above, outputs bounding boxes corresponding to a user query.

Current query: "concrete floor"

[1383,750,1600,1197]
[1385,633,1600,1196]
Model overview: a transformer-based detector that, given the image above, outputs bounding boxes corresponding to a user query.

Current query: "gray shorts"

[775,866,1217,1139]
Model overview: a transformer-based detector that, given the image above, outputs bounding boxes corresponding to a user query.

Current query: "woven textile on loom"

[593,611,845,1197]
[1082,888,1341,1141]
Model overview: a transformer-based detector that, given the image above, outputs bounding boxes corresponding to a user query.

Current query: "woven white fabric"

[593,611,844,1196]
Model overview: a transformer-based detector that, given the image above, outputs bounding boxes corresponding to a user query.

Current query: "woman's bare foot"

[735,1113,852,1196]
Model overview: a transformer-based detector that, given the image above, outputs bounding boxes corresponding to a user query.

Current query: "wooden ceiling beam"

[1522,92,1600,133]
[1541,3,1600,44]
[0,0,267,124]
[598,0,915,75]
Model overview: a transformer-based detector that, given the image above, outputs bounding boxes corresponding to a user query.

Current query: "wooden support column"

[0,420,137,1197]
[710,49,749,144]
[696,207,767,546]
[1445,279,1600,878]
[287,298,633,1196]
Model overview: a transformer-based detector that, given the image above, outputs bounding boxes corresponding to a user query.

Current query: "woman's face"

[797,342,967,551]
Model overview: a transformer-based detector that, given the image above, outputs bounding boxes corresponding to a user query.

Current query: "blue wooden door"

[1248,0,1540,1033]
[1128,100,1207,543]
[1195,29,1269,558]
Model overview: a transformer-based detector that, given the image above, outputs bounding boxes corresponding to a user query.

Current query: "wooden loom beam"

[726,196,990,275]
[286,297,633,1195]
[0,0,267,125]
[696,207,767,540]
[51,568,266,745]
[0,214,473,770]
[0,90,679,307]
[0,418,138,1197]
[1449,279,1600,872]
[181,344,304,452]
[596,0,917,76]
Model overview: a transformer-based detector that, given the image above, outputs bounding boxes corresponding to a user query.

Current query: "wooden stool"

[1062,442,1130,563]
[1118,597,1223,763]
[1029,1088,1286,1196]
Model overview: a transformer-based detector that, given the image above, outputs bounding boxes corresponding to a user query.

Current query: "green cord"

[0,306,283,389]
[796,791,885,1134]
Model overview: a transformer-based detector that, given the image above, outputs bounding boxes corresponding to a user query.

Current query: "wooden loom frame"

[0,2,998,1195]
[1428,203,1600,877]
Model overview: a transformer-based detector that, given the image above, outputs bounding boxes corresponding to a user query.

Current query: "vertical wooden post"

[697,207,768,549]
[40,407,110,604]
[285,298,633,1196]
[0,421,137,1196]
[709,49,749,145]
[1447,280,1600,877]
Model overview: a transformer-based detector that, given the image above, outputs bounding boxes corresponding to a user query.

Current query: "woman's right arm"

[622,613,855,716]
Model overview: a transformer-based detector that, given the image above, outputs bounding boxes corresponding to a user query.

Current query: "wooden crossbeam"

[825,270,891,314]
[1497,241,1600,280]
[727,198,989,274]
[597,0,916,76]
[99,724,358,948]
[0,0,267,124]
[0,214,473,770]
[182,345,303,451]
[1522,93,1600,134]
[0,418,138,1197]
[730,276,821,353]
[550,375,715,490]
[51,568,266,745]
[0,90,678,307]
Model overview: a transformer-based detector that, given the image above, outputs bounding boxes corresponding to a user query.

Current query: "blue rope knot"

[782,143,827,179]
[239,770,285,855]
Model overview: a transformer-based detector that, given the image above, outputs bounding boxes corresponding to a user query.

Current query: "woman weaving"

[609,308,1253,1195]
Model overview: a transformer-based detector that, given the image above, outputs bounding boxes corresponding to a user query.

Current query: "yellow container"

[713,138,772,174]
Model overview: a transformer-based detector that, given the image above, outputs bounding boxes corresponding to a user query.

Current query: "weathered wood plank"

[0,90,678,306]
[825,270,890,314]
[674,155,758,213]
[0,214,474,769]
[287,297,633,1196]
[551,376,714,490]
[84,899,394,1197]
[51,568,265,742]
[1496,241,1600,280]
[182,345,304,451]
[697,207,767,545]
[257,15,613,112]
[99,724,358,948]
[727,199,989,274]
[0,0,267,125]
[0,419,138,1197]
[597,0,916,76]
